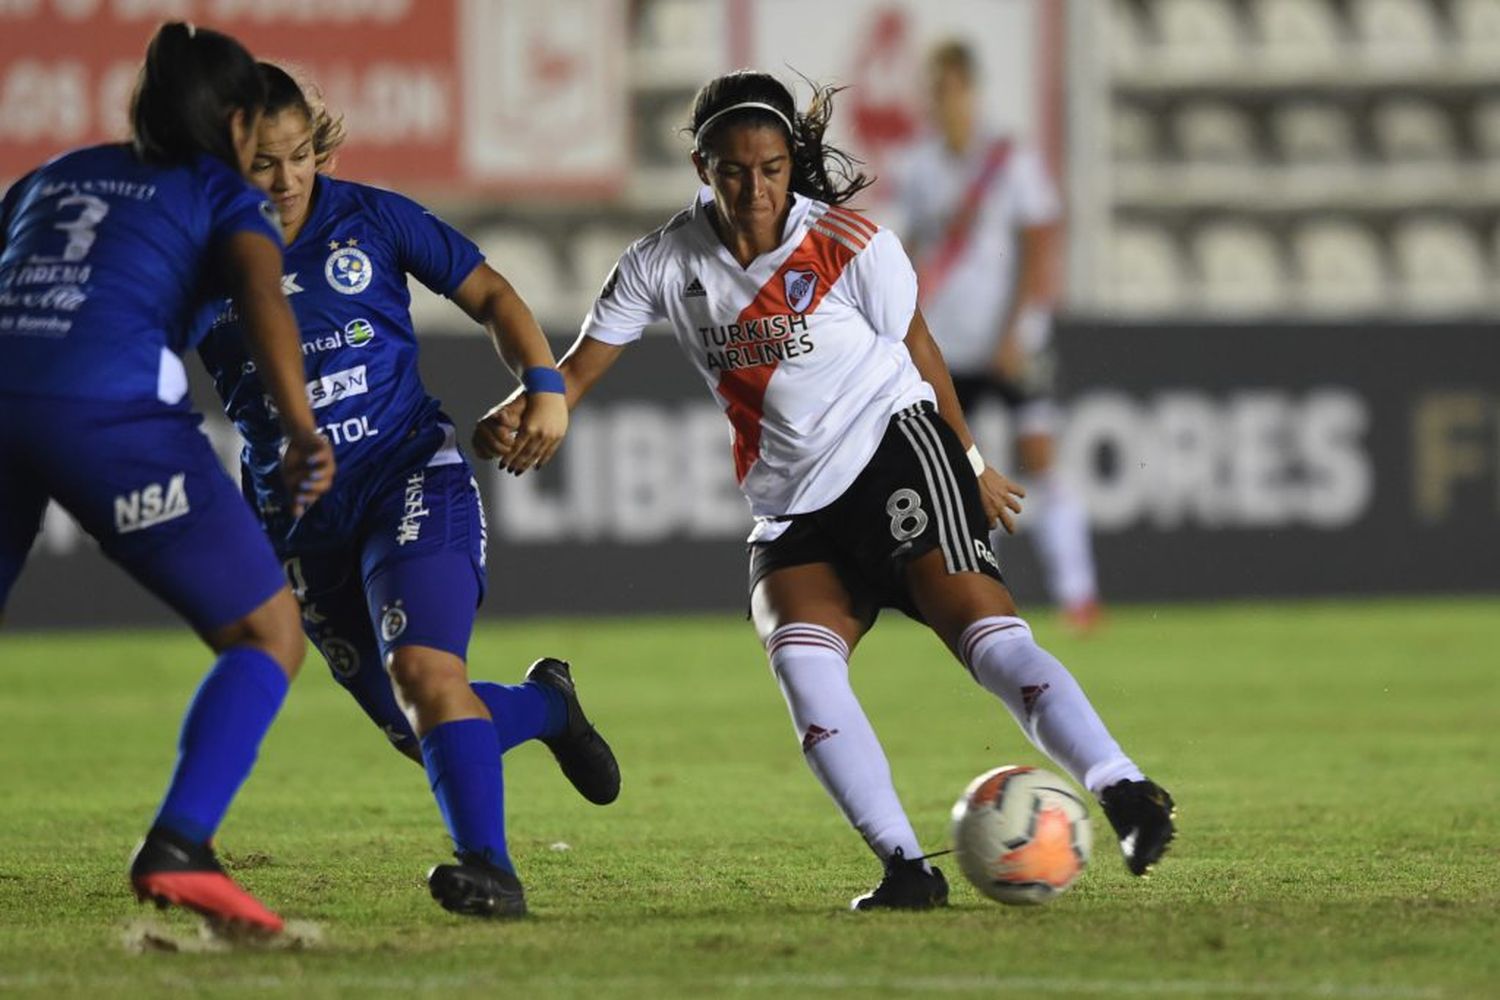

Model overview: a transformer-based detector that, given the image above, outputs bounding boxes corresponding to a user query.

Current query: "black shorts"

[747,402,1004,621]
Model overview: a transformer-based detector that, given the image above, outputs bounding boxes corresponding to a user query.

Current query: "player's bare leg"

[751,563,948,910]
[388,645,525,918]
[905,550,1174,876]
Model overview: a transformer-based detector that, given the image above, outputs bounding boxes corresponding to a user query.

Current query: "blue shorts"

[281,461,487,750]
[0,395,286,632]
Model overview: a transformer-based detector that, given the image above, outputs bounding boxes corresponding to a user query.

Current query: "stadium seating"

[1371,98,1456,163]
[1472,96,1500,160]
[1175,101,1258,164]
[1454,0,1500,62]
[1291,219,1389,313]
[1107,224,1185,313]
[1352,0,1442,66]
[1193,221,1287,313]
[1392,216,1489,311]
[571,228,637,310]
[1273,101,1358,165]
[1252,0,1346,68]
[1111,103,1159,164]
[1110,0,1148,71]
[1155,0,1244,69]
[474,227,566,325]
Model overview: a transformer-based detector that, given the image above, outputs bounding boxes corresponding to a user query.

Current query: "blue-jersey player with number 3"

[196,64,620,919]
[0,24,337,935]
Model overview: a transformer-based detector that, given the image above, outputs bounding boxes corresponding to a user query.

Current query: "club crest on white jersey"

[783,269,817,313]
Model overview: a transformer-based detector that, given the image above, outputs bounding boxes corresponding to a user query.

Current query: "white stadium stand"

[1471,96,1500,160]
[1193,221,1287,314]
[1252,0,1346,68]
[1454,0,1500,63]
[570,228,639,314]
[1291,219,1389,313]
[1175,101,1258,164]
[1111,103,1160,164]
[1352,0,1442,66]
[1107,224,1186,314]
[1155,0,1244,69]
[1392,216,1489,311]
[1273,101,1358,165]
[1371,98,1456,163]
[473,227,566,326]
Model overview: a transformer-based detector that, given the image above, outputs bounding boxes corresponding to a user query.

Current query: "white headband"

[694,101,795,152]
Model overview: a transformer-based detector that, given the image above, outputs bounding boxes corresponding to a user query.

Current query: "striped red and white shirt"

[582,188,934,541]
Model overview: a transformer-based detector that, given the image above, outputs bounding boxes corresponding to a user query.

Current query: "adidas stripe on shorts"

[748,401,1003,622]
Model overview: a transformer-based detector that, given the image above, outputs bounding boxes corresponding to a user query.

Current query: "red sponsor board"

[0,0,626,193]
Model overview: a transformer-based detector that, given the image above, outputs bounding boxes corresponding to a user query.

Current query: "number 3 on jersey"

[33,193,110,264]
[886,487,928,542]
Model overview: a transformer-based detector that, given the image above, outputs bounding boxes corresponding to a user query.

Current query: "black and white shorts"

[748,402,1004,621]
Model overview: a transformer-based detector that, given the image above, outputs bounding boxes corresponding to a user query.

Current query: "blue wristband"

[522,366,566,395]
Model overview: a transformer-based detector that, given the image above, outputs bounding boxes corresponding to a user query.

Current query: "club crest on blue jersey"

[784,269,817,313]
[326,242,373,295]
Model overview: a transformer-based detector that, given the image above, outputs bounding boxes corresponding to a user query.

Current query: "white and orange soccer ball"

[950,765,1093,906]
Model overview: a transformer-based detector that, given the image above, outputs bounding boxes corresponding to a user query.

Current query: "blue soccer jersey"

[198,175,483,546]
[0,144,281,403]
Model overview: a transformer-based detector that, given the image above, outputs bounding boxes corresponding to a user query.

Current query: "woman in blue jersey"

[0,24,335,935]
[196,63,619,920]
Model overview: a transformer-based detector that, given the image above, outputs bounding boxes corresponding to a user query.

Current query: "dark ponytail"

[130,22,266,167]
[259,61,346,171]
[689,70,873,207]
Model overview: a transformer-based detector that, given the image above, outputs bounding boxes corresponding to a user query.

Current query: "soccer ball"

[950,765,1092,905]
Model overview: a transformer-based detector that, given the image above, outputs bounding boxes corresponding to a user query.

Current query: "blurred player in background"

[0,23,334,934]
[898,40,1100,631]
[485,70,1174,910]
[197,63,619,921]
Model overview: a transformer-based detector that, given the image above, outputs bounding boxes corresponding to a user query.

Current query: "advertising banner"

[0,0,626,193]
[5,323,1496,629]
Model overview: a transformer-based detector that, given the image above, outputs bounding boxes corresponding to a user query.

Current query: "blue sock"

[472,681,568,753]
[154,647,289,844]
[420,718,511,872]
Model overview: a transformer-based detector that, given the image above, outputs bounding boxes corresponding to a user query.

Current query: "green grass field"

[0,599,1496,998]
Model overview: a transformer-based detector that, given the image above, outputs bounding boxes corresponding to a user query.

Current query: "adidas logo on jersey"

[113,473,190,535]
[683,276,706,297]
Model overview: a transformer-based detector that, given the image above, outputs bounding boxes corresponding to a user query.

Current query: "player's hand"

[282,428,335,517]
[979,466,1024,534]
[472,396,525,462]
[500,391,568,474]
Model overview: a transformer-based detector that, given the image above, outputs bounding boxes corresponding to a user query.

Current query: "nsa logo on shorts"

[380,602,408,643]
[113,473,190,534]
[783,269,817,314]
[326,245,373,295]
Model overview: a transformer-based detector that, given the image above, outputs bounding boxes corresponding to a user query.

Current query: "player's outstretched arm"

[903,308,1023,533]
[476,333,626,474]
[453,263,570,474]
[222,230,335,516]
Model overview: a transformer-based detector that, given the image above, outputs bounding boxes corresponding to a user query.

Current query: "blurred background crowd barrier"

[3,0,1497,626]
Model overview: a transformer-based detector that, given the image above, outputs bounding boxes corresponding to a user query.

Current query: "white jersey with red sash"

[898,134,1059,374]
[582,188,934,541]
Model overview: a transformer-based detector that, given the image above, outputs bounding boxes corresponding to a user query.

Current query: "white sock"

[767,624,925,866]
[960,617,1142,794]
[1027,473,1099,609]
